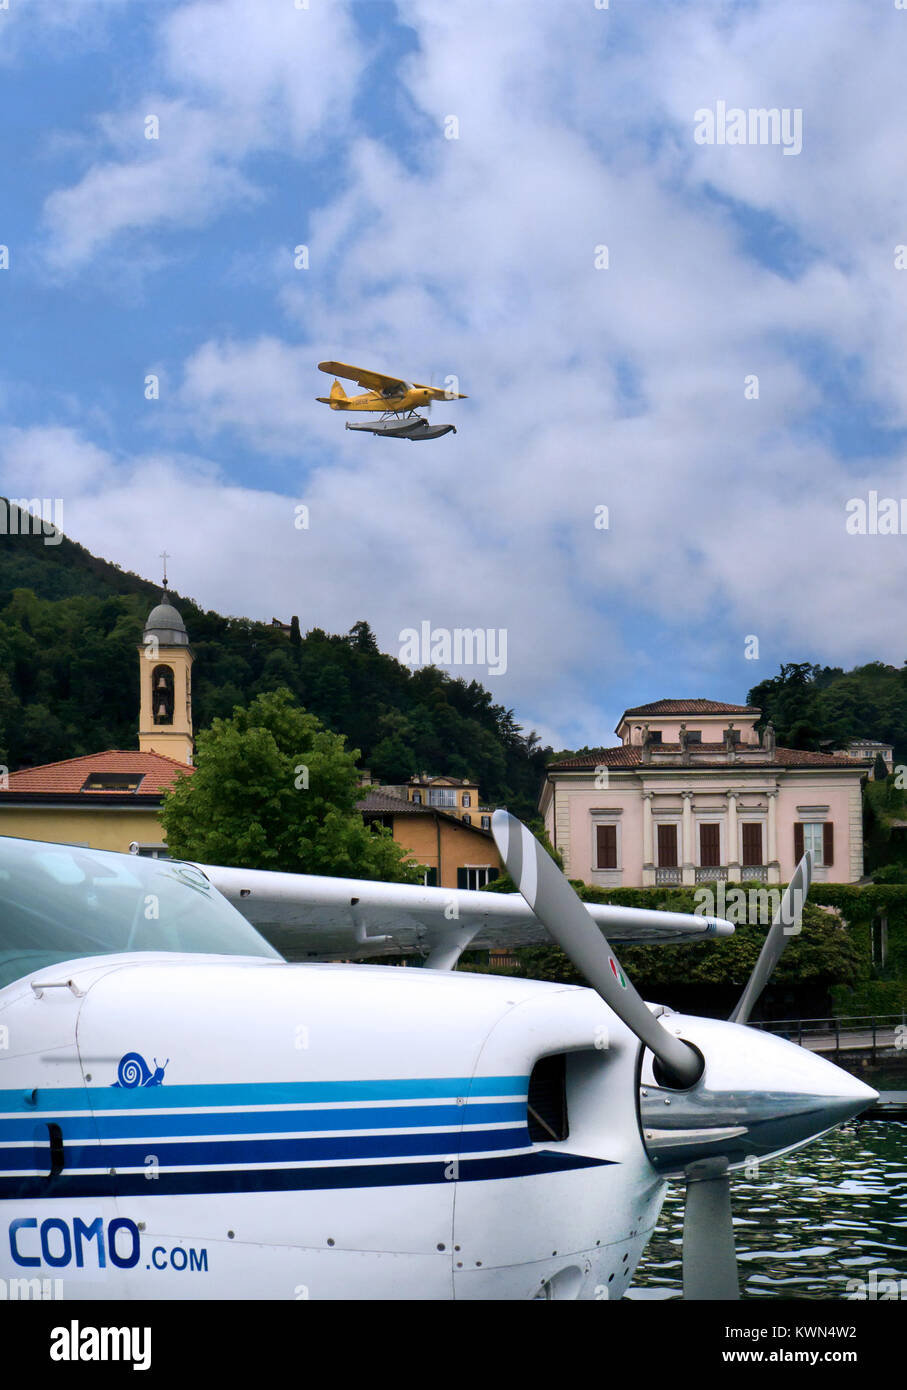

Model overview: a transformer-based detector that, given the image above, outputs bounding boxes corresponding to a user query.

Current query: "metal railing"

[654,865,771,885]
[750,1013,906,1062]
[695,866,728,883]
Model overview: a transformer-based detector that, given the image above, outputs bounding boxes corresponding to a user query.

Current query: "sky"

[2,0,907,751]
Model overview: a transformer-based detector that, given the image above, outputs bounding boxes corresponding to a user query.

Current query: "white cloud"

[13,0,907,747]
[40,0,366,270]
[0,425,114,496]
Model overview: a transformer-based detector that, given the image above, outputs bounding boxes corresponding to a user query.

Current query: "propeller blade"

[682,1158,739,1300]
[729,852,812,1025]
[491,810,702,1087]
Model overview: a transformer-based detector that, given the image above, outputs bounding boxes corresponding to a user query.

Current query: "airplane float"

[0,812,876,1300]
[316,360,466,440]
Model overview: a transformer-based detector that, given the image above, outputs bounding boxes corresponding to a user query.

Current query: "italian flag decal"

[609,956,627,989]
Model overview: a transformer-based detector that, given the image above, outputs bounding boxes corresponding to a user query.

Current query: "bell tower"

[138,577,194,765]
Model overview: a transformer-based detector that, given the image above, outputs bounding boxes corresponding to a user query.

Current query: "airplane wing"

[194,864,734,970]
[318,361,407,393]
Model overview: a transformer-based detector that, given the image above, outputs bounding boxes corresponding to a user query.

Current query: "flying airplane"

[316,360,466,440]
[0,816,875,1301]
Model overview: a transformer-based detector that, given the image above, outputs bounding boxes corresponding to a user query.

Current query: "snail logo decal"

[111,1053,170,1088]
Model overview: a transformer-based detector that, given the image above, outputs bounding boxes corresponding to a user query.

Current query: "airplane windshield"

[0,837,283,991]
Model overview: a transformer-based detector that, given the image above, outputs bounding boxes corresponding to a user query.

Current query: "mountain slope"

[0,505,549,817]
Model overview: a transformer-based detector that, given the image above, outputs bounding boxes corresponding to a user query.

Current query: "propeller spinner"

[491,810,877,1300]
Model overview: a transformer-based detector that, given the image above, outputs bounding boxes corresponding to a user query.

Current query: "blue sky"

[2,0,907,750]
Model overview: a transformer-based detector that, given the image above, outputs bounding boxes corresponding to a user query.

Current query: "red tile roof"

[357,791,435,816]
[2,750,194,796]
[552,746,642,769]
[549,744,869,770]
[620,699,759,718]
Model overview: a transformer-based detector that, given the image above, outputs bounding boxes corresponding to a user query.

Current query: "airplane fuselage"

[1,958,666,1300]
[0,835,875,1301]
[319,387,436,412]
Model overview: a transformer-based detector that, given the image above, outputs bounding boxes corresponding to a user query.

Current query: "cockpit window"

[0,837,283,991]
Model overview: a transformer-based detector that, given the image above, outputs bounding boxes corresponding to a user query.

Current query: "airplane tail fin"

[316,380,348,409]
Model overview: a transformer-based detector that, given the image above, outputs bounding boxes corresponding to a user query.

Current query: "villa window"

[462,793,471,807]
[462,813,471,825]
[481,814,491,831]
[699,823,721,867]
[457,866,499,890]
[741,822,763,866]
[428,788,457,808]
[656,823,678,867]
[795,821,833,867]
[595,823,618,869]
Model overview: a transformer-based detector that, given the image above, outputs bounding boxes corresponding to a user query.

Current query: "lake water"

[630,1120,907,1299]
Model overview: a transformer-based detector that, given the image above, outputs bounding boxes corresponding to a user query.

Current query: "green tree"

[161,688,424,881]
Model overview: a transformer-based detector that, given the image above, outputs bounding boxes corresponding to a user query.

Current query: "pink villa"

[539,700,869,888]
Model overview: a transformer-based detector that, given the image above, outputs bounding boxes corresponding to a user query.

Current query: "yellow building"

[0,593,195,853]
[0,750,193,854]
[358,792,503,889]
[380,775,491,829]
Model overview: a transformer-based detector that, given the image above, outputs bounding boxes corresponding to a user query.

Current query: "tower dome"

[144,594,189,647]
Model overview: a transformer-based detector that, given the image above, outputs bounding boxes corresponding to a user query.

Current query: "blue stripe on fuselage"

[0,1101,526,1143]
[0,1149,611,1200]
[0,1076,528,1113]
[0,1125,530,1171]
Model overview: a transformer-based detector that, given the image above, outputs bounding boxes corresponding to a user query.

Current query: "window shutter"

[596,824,617,869]
[742,822,763,866]
[794,822,804,862]
[700,823,721,867]
[823,821,834,866]
[657,823,678,867]
[456,867,468,890]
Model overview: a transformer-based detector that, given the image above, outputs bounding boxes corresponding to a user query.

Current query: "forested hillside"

[0,509,550,818]
[748,661,907,762]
